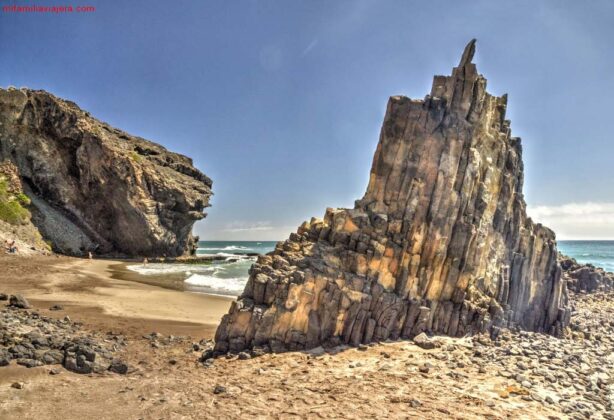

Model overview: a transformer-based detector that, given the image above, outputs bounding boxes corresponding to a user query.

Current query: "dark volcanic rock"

[0,88,212,257]
[560,254,614,293]
[214,40,570,354]
[8,294,30,309]
[0,307,125,374]
[0,348,10,366]
[108,359,129,374]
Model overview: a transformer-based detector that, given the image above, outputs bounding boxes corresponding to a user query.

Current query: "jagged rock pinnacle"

[459,38,477,66]
[213,42,569,355]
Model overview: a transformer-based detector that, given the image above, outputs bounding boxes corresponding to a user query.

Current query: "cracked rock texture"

[0,88,212,257]
[214,40,570,354]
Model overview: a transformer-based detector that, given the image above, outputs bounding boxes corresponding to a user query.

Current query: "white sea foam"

[184,274,247,295]
[209,252,252,258]
[199,245,250,251]
[126,263,215,275]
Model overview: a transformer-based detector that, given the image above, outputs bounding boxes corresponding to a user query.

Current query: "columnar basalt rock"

[214,40,570,354]
[0,88,212,257]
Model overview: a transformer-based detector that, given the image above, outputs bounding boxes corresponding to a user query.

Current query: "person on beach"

[143,257,148,265]
[6,240,18,254]
[88,251,93,260]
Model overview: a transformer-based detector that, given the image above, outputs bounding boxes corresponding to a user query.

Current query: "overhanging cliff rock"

[214,40,570,354]
[0,88,212,257]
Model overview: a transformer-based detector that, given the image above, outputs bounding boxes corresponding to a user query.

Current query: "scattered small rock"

[413,332,436,350]
[11,382,24,389]
[200,349,214,362]
[213,385,226,394]
[409,399,421,408]
[109,359,129,374]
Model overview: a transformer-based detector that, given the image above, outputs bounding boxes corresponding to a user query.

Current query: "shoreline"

[1,252,612,419]
[0,254,232,339]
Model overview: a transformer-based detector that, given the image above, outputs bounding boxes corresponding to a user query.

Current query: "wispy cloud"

[527,202,614,240]
[300,39,318,57]
[223,221,274,233]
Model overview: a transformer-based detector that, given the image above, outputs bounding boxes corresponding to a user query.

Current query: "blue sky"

[1,0,613,240]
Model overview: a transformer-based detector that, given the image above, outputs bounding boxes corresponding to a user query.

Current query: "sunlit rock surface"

[0,88,212,257]
[214,40,570,354]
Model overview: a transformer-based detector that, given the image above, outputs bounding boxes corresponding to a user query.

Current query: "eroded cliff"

[0,88,212,257]
[214,40,570,354]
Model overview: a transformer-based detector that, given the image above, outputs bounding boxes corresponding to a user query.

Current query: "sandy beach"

[4,253,610,419]
[0,255,232,338]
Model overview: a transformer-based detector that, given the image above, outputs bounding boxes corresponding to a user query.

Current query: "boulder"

[108,359,129,374]
[413,333,437,350]
[0,348,10,366]
[214,40,570,354]
[8,294,30,309]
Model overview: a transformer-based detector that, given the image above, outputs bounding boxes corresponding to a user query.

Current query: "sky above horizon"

[1,0,613,240]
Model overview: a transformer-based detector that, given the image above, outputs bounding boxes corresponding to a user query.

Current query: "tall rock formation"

[214,40,570,354]
[0,88,212,257]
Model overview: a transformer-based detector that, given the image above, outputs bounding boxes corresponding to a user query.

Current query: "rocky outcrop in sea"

[0,88,212,257]
[213,40,570,354]
[560,254,614,293]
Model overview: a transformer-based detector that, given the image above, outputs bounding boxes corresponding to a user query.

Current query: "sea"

[127,241,277,297]
[558,240,614,273]
[125,240,614,298]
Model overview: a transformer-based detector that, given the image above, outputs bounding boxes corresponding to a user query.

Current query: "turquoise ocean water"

[127,241,277,296]
[125,240,613,297]
[195,241,277,256]
[558,240,614,273]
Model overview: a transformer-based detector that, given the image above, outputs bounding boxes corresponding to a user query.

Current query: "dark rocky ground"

[0,294,128,376]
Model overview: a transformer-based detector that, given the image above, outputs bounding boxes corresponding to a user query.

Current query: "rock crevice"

[214,40,570,354]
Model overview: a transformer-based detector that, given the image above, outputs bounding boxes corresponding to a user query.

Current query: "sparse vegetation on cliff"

[0,177,30,225]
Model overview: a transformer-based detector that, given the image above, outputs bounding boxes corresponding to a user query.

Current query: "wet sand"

[0,254,231,338]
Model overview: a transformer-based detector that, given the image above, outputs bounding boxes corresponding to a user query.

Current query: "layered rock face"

[214,40,570,354]
[0,88,212,257]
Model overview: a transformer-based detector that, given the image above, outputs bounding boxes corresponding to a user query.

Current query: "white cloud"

[197,201,614,241]
[527,202,614,240]
[223,221,274,233]
[194,219,298,241]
